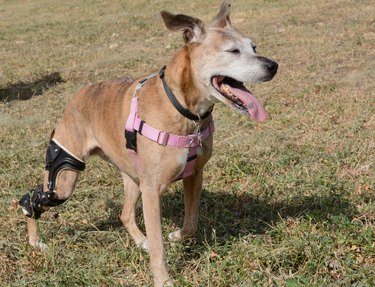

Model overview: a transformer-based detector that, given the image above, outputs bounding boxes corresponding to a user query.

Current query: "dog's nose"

[265,60,278,75]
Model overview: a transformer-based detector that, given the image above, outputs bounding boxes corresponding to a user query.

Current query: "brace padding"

[45,140,86,192]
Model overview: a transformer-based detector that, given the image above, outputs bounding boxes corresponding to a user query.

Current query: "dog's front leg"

[169,169,203,242]
[119,172,148,251]
[141,182,172,287]
[21,169,81,250]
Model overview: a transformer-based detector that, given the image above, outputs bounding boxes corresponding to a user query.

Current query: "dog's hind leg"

[25,169,81,249]
[119,172,148,251]
[168,169,203,242]
[19,126,88,249]
[19,139,85,217]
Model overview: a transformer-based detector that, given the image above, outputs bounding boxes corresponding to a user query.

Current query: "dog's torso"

[56,70,213,184]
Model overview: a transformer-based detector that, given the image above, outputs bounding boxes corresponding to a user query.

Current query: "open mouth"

[211,76,267,122]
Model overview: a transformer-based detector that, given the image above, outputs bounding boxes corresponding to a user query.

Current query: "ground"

[0,0,374,286]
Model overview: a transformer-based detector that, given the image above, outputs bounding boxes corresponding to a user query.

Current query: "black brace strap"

[159,65,213,121]
[19,185,66,219]
[45,140,85,192]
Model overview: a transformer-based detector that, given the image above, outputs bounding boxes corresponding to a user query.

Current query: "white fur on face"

[191,27,270,103]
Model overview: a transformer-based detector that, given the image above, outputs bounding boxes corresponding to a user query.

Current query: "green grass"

[1,0,374,286]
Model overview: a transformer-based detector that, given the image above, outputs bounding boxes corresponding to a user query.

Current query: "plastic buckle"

[157,131,169,145]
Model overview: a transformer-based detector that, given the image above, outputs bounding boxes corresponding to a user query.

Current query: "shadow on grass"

[0,72,65,102]
[75,188,358,243]
[59,187,359,273]
[161,189,359,270]
[163,189,358,242]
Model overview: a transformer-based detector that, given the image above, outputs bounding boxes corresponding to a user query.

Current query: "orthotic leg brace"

[19,140,85,219]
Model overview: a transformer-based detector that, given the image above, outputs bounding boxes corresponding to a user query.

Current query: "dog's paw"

[30,240,48,251]
[168,230,182,242]
[163,279,174,287]
[136,239,149,252]
[154,278,174,287]
[37,241,48,251]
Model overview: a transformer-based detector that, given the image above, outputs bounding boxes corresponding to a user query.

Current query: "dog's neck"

[164,45,212,119]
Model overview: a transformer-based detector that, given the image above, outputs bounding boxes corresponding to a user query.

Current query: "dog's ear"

[161,11,205,43]
[211,0,232,28]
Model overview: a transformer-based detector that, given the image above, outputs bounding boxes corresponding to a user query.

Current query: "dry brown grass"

[1,0,374,286]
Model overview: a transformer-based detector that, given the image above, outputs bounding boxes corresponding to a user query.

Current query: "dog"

[19,1,278,286]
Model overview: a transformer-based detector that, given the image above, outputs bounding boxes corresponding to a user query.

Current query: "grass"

[1,0,374,286]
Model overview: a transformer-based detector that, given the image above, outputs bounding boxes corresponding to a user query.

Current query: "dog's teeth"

[220,84,233,96]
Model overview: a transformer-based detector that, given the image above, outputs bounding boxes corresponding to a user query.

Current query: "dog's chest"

[175,149,190,174]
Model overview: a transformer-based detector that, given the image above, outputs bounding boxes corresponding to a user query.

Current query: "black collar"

[159,65,212,122]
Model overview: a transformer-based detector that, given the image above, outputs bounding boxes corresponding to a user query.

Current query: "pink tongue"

[227,85,267,122]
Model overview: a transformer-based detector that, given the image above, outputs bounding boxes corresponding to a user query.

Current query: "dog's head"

[161,0,278,121]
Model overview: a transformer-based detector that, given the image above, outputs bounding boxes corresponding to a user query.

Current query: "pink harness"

[125,71,215,180]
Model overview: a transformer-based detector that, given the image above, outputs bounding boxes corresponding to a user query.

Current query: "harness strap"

[133,106,214,147]
[125,71,215,179]
[125,97,141,170]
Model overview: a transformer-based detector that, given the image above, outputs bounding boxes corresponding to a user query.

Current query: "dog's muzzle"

[258,56,278,81]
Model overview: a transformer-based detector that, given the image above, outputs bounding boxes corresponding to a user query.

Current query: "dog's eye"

[227,48,240,54]
[252,45,257,53]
